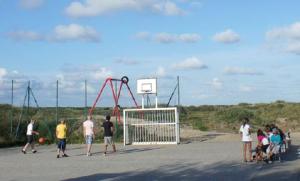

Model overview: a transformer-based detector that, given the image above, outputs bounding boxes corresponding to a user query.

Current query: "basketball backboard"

[137,78,157,94]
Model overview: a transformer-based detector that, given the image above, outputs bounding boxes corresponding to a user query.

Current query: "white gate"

[123,107,179,145]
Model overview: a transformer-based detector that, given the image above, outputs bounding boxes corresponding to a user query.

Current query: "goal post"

[123,107,180,145]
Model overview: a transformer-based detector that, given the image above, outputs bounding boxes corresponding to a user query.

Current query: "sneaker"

[32,150,37,154]
[268,160,272,164]
[103,152,107,156]
[62,154,69,157]
[57,155,60,158]
[22,150,26,154]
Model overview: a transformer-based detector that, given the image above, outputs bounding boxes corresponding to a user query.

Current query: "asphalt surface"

[0,136,300,181]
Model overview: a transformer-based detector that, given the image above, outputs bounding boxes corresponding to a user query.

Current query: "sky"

[1,0,300,107]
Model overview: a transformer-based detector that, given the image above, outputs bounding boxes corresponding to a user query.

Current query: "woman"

[239,117,252,162]
[255,129,269,161]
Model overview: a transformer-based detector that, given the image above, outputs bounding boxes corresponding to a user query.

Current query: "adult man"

[102,115,116,156]
[83,115,95,156]
[56,119,68,158]
[22,119,39,154]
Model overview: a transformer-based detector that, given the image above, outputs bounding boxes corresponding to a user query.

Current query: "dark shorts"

[27,135,34,144]
[57,139,66,150]
[262,144,269,153]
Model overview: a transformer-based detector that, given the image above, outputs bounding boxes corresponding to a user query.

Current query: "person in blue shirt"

[267,128,282,163]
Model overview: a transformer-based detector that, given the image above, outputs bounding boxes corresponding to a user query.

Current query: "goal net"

[123,107,179,145]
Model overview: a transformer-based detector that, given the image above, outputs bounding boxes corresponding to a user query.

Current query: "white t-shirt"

[26,123,33,135]
[262,137,269,145]
[239,124,252,142]
[83,120,94,136]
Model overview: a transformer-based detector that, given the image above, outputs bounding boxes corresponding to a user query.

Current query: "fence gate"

[123,107,179,145]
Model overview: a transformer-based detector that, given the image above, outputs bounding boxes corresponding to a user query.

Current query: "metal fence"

[0,78,180,142]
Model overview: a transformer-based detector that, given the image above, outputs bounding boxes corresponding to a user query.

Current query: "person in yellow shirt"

[56,119,68,158]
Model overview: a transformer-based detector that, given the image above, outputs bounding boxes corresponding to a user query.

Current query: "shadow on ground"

[64,144,300,181]
[181,133,227,144]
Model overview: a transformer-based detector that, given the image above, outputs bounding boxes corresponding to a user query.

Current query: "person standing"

[239,117,252,162]
[102,115,116,156]
[56,119,68,158]
[83,115,95,156]
[22,119,39,154]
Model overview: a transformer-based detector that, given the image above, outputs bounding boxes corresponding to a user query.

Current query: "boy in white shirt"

[22,119,39,154]
[83,115,95,156]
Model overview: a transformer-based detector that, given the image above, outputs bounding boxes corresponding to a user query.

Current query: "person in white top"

[22,119,39,154]
[239,117,252,162]
[83,115,95,156]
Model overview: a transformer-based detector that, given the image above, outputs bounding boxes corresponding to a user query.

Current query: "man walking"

[22,119,39,154]
[102,115,116,156]
[83,115,95,156]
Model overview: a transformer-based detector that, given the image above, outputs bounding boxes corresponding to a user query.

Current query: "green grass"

[1,101,300,146]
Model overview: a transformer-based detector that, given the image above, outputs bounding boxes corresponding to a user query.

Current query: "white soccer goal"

[123,107,180,145]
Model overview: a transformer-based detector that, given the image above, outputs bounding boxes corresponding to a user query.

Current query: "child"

[56,119,68,158]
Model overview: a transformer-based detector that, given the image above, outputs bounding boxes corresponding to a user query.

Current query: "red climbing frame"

[89,76,139,124]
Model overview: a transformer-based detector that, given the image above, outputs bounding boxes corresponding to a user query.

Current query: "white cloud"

[7,31,44,41]
[114,58,139,65]
[52,24,100,42]
[172,57,207,70]
[7,24,100,43]
[178,33,201,43]
[154,33,177,43]
[223,67,262,75]
[65,0,185,18]
[93,67,113,80]
[20,0,44,9]
[0,67,7,80]
[266,22,300,40]
[80,82,96,94]
[57,65,113,93]
[213,29,240,44]
[156,66,166,77]
[152,1,184,16]
[211,78,223,90]
[286,42,300,55]
[138,32,201,43]
[240,85,255,92]
[266,22,300,55]
[59,65,113,82]
[135,31,151,40]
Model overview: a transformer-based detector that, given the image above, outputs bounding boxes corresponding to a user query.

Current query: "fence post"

[10,80,14,137]
[84,80,87,119]
[56,80,58,124]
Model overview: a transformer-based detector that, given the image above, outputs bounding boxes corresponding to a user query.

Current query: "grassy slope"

[1,101,300,146]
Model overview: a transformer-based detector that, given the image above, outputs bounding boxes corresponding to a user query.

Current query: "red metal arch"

[89,76,139,123]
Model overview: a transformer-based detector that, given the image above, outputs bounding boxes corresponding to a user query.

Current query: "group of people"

[239,117,291,163]
[21,114,117,158]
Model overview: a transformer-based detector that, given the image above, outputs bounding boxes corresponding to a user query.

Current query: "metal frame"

[123,107,180,146]
[89,76,139,123]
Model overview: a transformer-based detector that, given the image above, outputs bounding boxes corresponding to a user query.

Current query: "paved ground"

[1,134,300,181]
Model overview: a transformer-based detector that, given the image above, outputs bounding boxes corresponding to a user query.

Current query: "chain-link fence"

[0,77,181,146]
